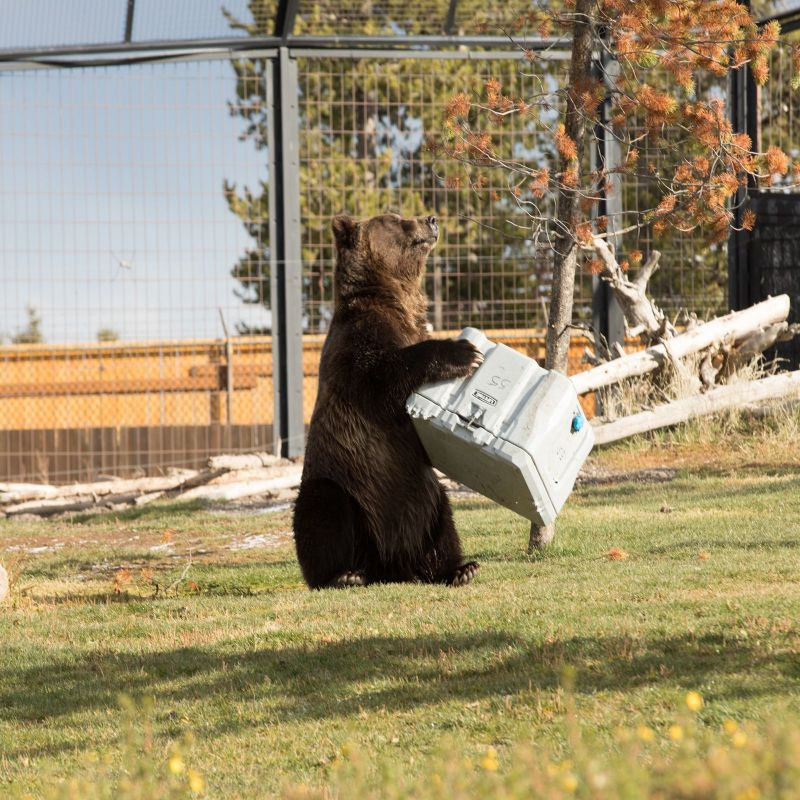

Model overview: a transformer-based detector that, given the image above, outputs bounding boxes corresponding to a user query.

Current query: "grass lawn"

[1,430,800,798]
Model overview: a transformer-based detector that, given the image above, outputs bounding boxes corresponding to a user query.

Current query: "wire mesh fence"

[761,31,800,180]
[0,1,796,482]
[0,56,274,481]
[614,70,731,320]
[295,54,592,334]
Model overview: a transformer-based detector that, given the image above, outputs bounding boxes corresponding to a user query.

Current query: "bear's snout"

[423,215,439,244]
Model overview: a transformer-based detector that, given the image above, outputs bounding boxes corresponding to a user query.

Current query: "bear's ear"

[331,214,360,249]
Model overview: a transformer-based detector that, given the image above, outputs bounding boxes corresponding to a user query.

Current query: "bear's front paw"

[447,561,480,587]
[329,570,367,588]
[436,339,484,380]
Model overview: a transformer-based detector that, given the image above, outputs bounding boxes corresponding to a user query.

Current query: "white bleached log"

[590,237,674,340]
[1,470,227,514]
[592,370,800,445]
[0,470,212,506]
[0,453,300,515]
[134,491,166,506]
[207,452,283,470]
[571,295,791,395]
[4,490,157,517]
[0,483,59,503]
[176,466,303,502]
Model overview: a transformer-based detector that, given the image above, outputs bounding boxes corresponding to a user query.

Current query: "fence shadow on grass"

[4,628,798,758]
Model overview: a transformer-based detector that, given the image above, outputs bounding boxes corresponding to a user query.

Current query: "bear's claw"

[448,561,480,587]
[440,339,483,379]
[331,570,367,588]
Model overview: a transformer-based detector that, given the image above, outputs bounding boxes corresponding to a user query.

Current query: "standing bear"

[293,213,483,588]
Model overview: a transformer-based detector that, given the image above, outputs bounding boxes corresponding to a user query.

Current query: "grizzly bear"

[293,213,483,589]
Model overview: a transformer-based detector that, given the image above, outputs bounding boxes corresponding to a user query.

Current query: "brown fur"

[292,213,481,588]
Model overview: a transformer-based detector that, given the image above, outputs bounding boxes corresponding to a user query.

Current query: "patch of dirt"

[228,532,293,551]
[206,496,295,514]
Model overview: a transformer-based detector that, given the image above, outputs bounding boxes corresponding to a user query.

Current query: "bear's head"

[331,213,439,301]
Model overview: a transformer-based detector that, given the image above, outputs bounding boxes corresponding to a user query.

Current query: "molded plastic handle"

[458,327,490,354]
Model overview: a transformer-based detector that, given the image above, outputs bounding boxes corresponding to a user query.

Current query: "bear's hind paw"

[447,561,480,587]
[330,570,367,588]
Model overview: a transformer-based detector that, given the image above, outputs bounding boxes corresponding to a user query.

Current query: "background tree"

[224,1,586,335]
[12,306,44,344]
[97,328,120,343]
[442,0,793,547]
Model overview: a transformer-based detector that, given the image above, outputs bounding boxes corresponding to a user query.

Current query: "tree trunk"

[530,0,596,554]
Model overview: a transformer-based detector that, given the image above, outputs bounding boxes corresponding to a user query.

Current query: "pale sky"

[0,1,270,344]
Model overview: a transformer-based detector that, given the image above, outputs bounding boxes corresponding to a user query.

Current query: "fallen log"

[0,482,59,503]
[188,465,297,488]
[4,489,163,517]
[176,466,303,502]
[0,471,212,505]
[0,469,226,514]
[207,452,283,470]
[0,451,300,516]
[572,295,791,395]
[592,370,800,445]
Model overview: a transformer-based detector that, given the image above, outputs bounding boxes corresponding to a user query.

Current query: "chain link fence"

[0,1,793,482]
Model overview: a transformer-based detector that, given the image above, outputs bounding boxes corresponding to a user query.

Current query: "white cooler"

[406,327,594,525]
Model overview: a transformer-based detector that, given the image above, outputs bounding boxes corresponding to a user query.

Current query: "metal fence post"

[267,48,305,458]
[728,57,759,312]
[593,53,625,352]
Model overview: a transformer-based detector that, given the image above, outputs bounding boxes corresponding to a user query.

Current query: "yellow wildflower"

[668,724,684,741]
[723,719,739,735]
[636,725,655,742]
[480,746,499,772]
[189,769,206,794]
[732,731,748,748]
[168,755,185,775]
[188,769,205,794]
[737,788,760,800]
[685,691,704,712]
[561,774,579,792]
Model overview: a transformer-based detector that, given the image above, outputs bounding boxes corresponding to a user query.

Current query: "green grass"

[2,460,800,798]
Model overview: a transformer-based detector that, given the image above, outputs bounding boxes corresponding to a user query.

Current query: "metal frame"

[727,1,799,311]
[0,36,561,64]
[592,51,625,353]
[124,0,136,43]
[0,0,561,61]
[268,49,305,458]
[728,58,759,311]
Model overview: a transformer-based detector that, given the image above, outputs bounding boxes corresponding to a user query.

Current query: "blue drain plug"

[571,413,585,433]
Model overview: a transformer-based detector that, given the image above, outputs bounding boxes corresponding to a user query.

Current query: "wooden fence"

[0,331,598,483]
